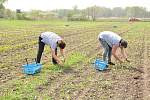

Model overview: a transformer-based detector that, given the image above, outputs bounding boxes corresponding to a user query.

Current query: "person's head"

[57,40,66,49]
[120,39,128,48]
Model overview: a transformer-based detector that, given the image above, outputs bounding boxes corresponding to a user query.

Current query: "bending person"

[98,31,128,65]
[36,32,66,66]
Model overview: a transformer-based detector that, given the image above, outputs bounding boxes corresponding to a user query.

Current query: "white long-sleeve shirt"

[98,31,121,47]
[41,32,62,50]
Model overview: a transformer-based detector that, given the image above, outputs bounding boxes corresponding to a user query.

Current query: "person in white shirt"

[36,32,66,65]
[98,31,129,65]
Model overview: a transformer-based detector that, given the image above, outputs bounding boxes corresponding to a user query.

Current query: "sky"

[4,0,150,11]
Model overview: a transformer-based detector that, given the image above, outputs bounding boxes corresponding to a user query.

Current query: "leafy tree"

[0,0,7,18]
[125,6,147,18]
[0,0,7,9]
[73,5,78,15]
[112,7,125,17]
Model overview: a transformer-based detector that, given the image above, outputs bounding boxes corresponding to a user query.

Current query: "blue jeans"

[99,38,112,62]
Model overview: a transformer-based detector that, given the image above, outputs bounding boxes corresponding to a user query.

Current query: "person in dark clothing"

[36,32,66,66]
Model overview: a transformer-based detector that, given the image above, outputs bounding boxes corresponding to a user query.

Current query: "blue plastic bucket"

[22,63,42,75]
[94,59,108,71]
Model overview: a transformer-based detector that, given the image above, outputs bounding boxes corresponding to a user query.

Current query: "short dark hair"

[58,40,66,49]
[120,39,128,48]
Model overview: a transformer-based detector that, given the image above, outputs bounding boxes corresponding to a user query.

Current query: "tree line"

[0,0,150,21]
[54,6,150,21]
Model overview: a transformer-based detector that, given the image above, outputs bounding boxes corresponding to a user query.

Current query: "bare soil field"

[0,20,150,99]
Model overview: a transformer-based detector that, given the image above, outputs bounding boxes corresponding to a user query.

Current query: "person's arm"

[112,45,123,63]
[51,49,62,65]
[121,48,130,62]
[60,49,64,57]
[60,49,65,62]
[120,47,127,59]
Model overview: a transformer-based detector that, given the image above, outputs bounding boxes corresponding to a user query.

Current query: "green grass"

[44,52,86,72]
[0,40,37,53]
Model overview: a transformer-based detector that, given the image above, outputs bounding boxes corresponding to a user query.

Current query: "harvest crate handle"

[31,58,37,64]
[35,58,37,64]
[25,58,28,65]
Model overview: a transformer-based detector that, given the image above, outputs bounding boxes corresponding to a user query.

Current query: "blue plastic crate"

[93,59,108,71]
[22,63,42,75]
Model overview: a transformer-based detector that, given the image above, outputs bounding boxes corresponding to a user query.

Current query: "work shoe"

[108,62,115,65]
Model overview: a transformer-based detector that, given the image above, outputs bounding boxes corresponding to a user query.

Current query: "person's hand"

[60,56,65,63]
[125,58,130,62]
[119,60,124,64]
[62,57,66,63]
[58,60,64,66]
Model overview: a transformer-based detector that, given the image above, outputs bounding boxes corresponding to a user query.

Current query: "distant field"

[97,18,150,22]
[0,20,150,99]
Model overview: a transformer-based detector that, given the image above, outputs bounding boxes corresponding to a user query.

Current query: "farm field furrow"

[0,20,149,99]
